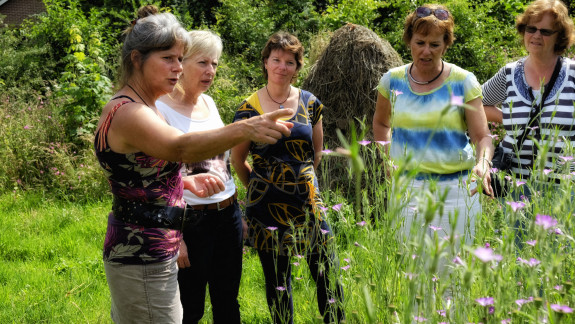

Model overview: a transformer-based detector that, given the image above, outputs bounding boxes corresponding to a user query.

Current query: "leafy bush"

[0,93,109,202]
[0,15,54,98]
[54,24,113,142]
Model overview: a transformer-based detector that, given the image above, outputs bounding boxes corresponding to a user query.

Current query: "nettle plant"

[55,25,112,143]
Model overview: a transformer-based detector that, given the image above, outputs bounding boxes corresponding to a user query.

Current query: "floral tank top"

[94,96,184,264]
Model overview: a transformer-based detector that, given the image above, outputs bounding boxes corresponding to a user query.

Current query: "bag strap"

[517,56,562,150]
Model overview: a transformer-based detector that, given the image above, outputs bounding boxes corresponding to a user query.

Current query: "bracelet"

[482,158,493,168]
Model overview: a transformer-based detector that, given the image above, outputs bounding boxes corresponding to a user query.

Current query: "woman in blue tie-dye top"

[373,5,494,253]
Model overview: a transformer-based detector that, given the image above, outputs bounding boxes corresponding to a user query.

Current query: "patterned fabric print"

[377,63,482,174]
[233,89,332,256]
[482,57,575,180]
[95,99,184,265]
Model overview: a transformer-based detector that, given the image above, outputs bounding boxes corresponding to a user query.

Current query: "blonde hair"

[185,30,223,60]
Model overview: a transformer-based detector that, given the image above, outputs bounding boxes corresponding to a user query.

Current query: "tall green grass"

[2,142,574,323]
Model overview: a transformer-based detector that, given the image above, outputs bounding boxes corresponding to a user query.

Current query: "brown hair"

[261,32,304,82]
[516,0,575,55]
[118,5,191,88]
[402,4,455,49]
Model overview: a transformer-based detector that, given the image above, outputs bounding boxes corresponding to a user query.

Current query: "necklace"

[408,60,444,85]
[127,84,149,107]
[266,85,290,109]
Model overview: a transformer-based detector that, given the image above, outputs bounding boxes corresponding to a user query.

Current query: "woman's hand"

[182,174,225,198]
[177,240,191,268]
[243,109,294,144]
[471,159,493,197]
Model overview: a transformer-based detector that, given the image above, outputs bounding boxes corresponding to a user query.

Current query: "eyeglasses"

[525,25,557,36]
[415,7,449,21]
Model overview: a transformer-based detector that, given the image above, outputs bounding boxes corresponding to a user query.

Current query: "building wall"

[0,0,45,25]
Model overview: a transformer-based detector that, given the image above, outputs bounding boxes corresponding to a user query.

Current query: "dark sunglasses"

[525,25,557,36]
[415,7,449,21]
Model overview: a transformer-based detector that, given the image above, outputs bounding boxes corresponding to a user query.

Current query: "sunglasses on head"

[524,25,557,36]
[415,7,449,21]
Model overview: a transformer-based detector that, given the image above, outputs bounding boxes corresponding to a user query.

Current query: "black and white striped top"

[482,57,575,180]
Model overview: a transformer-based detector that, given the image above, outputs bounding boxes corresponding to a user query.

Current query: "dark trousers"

[178,202,243,324]
[257,247,345,324]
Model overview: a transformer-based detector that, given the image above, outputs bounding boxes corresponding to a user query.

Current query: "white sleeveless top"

[156,94,236,205]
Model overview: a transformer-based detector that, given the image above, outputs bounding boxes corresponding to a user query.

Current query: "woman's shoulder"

[387,64,409,76]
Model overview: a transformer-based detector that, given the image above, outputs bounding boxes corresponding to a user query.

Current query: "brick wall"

[0,0,45,25]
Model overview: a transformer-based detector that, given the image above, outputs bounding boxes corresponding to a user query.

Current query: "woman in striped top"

[482,0,575,184]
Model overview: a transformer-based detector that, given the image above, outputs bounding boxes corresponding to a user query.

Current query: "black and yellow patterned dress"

[233,89,332,256]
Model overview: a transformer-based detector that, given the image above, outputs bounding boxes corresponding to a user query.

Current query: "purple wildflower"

[276,286,286,291]
[322,149,333,154]
[475,297,494,306]
[473,247,503,263]
[506,201,526,212]
[429,225,442,232]
[267,226,278,231]
[332,204,342,211]
[550,304,573,313]
[535,214,557,230]
[376,140,391,146]
[526,240,537,246]
[515,181,526,187]
[451,95,464,106]
[358,140,371,146]
[356,221,366,227]
[453,256,465,266]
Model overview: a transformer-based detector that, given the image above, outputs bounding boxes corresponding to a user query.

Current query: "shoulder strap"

[519,57,562,148]
[95,99,135,152]
[515,56,563,166]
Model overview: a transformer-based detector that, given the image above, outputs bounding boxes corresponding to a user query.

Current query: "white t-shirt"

[156,94,236,205]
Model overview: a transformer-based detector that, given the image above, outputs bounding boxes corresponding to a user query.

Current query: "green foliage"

[443,0,525,83]
[55,24,113,142]
[320,0,384,31]
[372,0,526,83]
[0,17,54,97]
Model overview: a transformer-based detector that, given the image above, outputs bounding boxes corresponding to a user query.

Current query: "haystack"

[303,24,403,192]
[303,23,403,145]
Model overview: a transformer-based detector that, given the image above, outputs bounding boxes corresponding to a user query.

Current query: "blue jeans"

[178,202,244,324]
